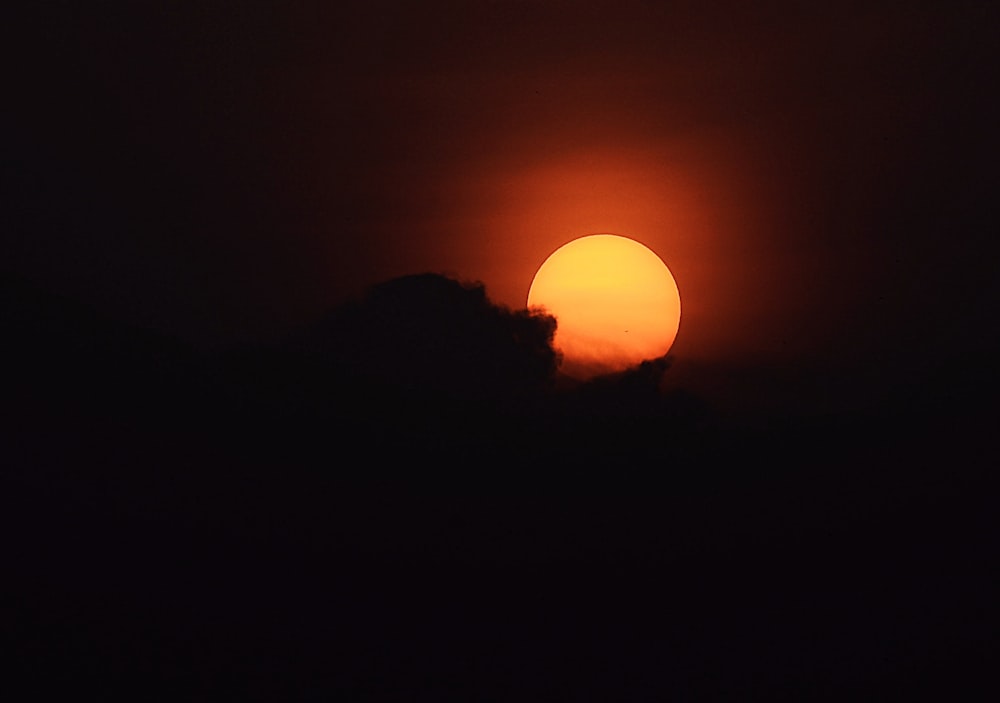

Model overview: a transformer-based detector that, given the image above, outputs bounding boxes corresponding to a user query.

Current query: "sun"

[527,234,681,379]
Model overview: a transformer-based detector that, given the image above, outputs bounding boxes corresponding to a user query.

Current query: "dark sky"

[6,1,998,400]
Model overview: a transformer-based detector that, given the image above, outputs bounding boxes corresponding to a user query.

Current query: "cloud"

[296,273,560,405]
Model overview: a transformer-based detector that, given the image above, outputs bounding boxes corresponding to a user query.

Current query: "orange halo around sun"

[527,234,681,379]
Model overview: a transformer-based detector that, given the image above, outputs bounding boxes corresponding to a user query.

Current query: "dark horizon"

[4,266,996,700]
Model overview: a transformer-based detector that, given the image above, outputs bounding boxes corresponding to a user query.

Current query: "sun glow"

[527,234,681,378]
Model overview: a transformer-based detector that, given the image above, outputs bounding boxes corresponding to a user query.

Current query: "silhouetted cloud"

[4,276,996,703]
[296,273,560,404]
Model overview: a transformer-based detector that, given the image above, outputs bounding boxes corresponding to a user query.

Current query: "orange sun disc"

[527,234,681,379]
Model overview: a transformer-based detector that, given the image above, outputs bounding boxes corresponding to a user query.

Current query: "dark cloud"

[1,266,716,483]
[298,273,560,403]
[3,268,996,701]
[198,273,721,478]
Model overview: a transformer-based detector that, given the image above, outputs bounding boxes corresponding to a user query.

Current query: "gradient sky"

[7,1,997,388]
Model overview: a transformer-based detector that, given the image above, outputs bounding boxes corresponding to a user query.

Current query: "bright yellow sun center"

[527,234,681,378]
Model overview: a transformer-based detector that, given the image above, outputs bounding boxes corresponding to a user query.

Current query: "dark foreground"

[3,276,996,700]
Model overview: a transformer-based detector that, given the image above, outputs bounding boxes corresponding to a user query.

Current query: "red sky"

[7,1,997,385]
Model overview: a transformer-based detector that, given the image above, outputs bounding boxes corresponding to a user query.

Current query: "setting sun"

[527,234,681,379]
